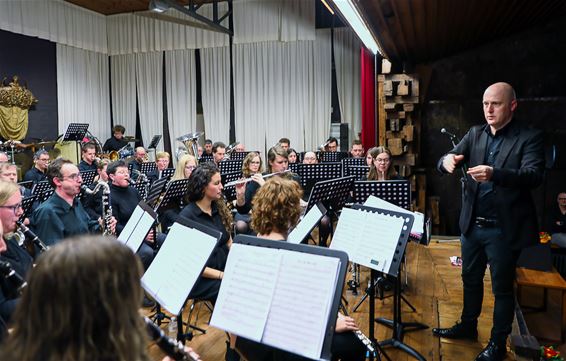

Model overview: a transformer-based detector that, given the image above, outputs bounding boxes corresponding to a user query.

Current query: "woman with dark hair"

[178,162,233,303]
[234,177,366,361]
[367,146,401,181]
[234,152,264,234]
[287,148,298,164]
[0,235,200,361]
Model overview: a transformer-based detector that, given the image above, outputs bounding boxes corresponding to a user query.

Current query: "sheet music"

[330,207,404,274]
[210,244,281,341]
[262,250,340,360]
[141,223,217,315]
[117,205,144,245]
[287,205,323,244]
[364,195,424,237]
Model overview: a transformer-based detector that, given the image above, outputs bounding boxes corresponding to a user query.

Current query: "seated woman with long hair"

[233,177,366,361]
[0,235,200,361]
[178,162,233,303]
[366,146,402,181]
[234,152,264,234]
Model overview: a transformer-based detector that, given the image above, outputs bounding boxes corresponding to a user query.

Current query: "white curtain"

[56,44,110,144]
[334,27,361,146]
[234,40,322,154]
[200,46,231,145]
[306,29,332,151]
[164,49,197,157]
[135,52,164,152]
[110,54,138,140]
[0,0,107,53]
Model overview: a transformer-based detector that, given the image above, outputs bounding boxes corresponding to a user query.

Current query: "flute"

[224,169,291,187]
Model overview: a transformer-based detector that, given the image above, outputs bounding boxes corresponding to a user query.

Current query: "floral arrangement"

[541,346,563,360]
[539,232,552,244]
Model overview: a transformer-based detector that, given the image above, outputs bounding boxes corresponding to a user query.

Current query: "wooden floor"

[144,240,532,361]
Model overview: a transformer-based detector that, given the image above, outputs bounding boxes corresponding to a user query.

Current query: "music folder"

[141,217,221,316]
[117,201,157,253]
[287,202,327,244]
[211,235,348,361]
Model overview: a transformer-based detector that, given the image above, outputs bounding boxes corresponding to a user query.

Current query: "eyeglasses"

[0,203,23,214]
[250,161,261,164]
[375,158,390,163]
[62,173,82,181]
[185,165,196,171]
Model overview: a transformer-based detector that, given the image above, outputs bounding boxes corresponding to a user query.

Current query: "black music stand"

[19,195,37,221]
[288,162,300,173]
[221,171,242,203]
[297,162,343,190]
[199,154,214,164]
[79,169,97,186]
[140,162,157,175]
[344,165,369,180]
[17,181,33,190]
[342,157,366,167]
[131,179,150,201]
[161,168,175,179]
[31,181,53,203]
[320,151,348,163]
[148,135,162,149]
[145,176,170,207]
[154,179,191,214]
[63,123,89,164]
[229,151,254,161]
[219,160,243,175]
[352,180,411,208]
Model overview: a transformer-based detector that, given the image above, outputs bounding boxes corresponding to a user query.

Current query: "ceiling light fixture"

[331,0,383,56]
[149,0,170,13]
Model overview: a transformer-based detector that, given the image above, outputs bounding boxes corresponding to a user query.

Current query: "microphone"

[440,128,457,139]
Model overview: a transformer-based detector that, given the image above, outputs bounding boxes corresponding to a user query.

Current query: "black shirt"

[548,207,566,234]
[178,202,229,270]
[0,237,33,323]
[78,160,97,172]
[23,167,46,183]
[474,125,508,219]
[102,136,128,152]
[109,183,141,235]
[236,173,302,214]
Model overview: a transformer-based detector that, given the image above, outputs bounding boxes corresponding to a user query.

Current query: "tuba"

[176,132,203,161]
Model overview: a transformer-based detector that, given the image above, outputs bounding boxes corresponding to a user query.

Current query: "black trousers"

[460,225,520,343]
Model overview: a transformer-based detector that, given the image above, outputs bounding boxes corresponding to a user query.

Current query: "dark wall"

[0,29,58,142]
[421,15,566,235]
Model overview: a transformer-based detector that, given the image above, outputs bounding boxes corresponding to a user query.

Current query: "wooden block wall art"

[403,125,414,141]
[384,102,396,111]
[382,58,392,74]
[383,80,393,96]
[388,138,403,156]
[403,103,414,112]
[397,80,410,96]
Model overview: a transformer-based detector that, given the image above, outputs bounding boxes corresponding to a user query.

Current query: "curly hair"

[0,236,149,361]
[251,177,303,236]
[367,146,398,180]
[187,163,233,233]
[241,152,263,178]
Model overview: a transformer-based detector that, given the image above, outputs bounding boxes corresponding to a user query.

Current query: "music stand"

[148,135,162,149]
[19,195,37,221]
[140,162,157,175]
[229,151,253,161]
[221,171,243,203]
[344,165,369,180]
[79,169,97,186]
[219,160,243,175]
[161,168,175,179]
[288,162,300,174]
[352,180,411,208]
[297,162,343,190]
[199,154,214,164]
[31,181,53,203]
[63,123,89,164]
[287,202,327,244]
[145,176,170,207]
[154,179,191,214]
[131,179,150,201]
[342,157,366,167]
[320,151,348,163]
[17,180,33,190]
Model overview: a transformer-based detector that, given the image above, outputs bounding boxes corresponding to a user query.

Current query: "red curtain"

[360,48,376,150]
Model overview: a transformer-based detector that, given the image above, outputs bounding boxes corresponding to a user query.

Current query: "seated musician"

[278,137,290,151]
[102,124,128,152]
[234,143,245,152]
[128,147,147,178]
[78,143,97,172]
[0,235,201,361]
[81,159,110,221]
[350,139,364,158]
[0,163,31,197]
[547,191,566,247]
[212,141,226,166]
[0,181,33,328]
[302,151,318,164]
[365,147,378,167]
[107,160,161,272]
[324,136,338,152]
[287,148,298,164]
[146,151,171,184]
[233,152,264,234]
[160,154,197,232]
[366,146,402,181]
[30,158,115,247]
[23,150,49,183]
[178,163,232,303]
[234,177,366,361]
[204,139,213,156]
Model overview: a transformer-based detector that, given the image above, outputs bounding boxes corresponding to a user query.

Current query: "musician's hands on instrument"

[467,165,493,182]
[145,230,155,244]
[235,181,246,206]
[335,312,359,333]
[23,217,30,226]
[441,153,465,173]
[251,173,265,186]
[162,346,201,361]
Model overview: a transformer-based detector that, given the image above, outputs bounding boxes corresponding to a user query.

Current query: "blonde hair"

[156,151,170,160]
[172,154,197,180]
[0,180,19,205]
[241,152,264,178]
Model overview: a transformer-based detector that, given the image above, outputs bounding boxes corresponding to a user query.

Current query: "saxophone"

[81,181,114,236]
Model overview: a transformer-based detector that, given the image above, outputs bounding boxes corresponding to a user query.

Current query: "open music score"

[117,201,157,253]
[364,195,424,241]
[287,202,326,244]
[211,236,348,361]
[141,217,220,315]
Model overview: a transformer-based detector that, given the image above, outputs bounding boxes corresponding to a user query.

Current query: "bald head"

[484,82,516,102]
[483,82,517,133]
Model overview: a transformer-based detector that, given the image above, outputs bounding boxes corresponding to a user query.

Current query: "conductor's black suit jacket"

[438,121,544,250]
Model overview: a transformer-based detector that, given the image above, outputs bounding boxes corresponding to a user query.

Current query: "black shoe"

[432,322,478,340]
[474,340,506,361]
[142,295,155,308]
[225,341,240,361]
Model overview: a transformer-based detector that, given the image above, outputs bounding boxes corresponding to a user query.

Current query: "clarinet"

[16,220,49,252]
[354,329,376,354]
[143,317,197,361]
[81,182,113,236]
[0,260,27,294]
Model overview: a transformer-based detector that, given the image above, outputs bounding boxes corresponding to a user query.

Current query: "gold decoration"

[0,76,37,140]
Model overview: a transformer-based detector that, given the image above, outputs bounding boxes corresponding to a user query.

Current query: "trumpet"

[16,220,49,252]
[224,169,291,187]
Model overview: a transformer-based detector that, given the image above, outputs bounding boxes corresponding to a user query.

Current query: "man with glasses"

[23,150,49,183]
[30,158,116,247]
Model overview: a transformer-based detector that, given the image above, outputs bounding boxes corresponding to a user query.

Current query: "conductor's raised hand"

[442,154,465,173]
[467,165,493,182]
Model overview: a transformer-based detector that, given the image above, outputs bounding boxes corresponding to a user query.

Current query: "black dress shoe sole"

[432,328,478,340]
